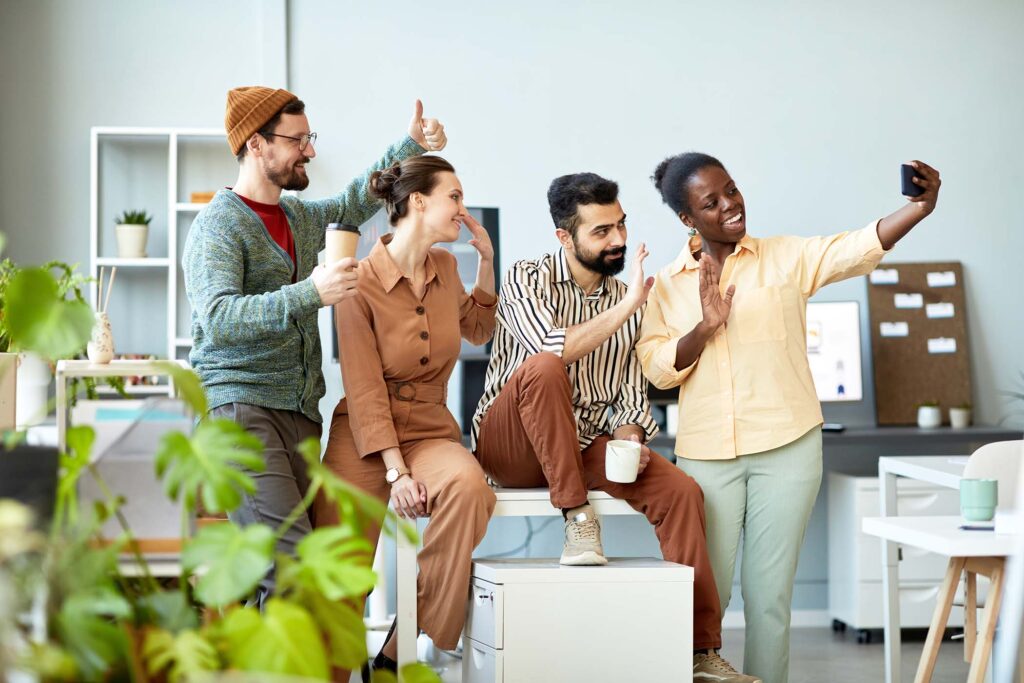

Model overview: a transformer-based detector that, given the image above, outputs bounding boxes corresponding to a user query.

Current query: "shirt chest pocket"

[731,285,787,344]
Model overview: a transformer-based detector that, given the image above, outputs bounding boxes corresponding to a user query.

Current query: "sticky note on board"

[928,337,957,354]
[880,321,909,337]
[926,302,955,319]
[870,268,899,285]
[927,271,957,287]
[894,293,924,309]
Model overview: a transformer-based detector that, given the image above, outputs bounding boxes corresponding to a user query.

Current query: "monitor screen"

[806,301,862,402]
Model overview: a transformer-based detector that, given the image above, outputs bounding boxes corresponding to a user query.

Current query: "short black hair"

[236,98,307,163]
[547,172,619,236]
[651,152,726,214]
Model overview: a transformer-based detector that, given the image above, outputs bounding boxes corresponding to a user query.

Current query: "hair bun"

[369,165,402,201]
[651,158,670,193]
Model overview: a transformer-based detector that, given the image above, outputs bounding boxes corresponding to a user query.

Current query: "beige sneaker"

[559,503,608,565]
[693,651,762,682]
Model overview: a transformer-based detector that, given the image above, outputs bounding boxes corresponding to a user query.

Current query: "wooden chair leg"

[967,559,1005,683]
[916,557,966,683]
[964,570,976,662]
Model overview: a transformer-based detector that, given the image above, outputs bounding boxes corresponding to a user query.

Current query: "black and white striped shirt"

[471,248,659,450]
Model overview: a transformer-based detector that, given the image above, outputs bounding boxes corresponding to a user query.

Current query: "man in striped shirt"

[472,174,750,678]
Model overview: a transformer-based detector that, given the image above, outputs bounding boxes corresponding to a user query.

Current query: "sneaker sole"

[559,551,608,566]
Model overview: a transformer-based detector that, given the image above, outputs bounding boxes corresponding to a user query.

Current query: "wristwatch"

[385,467,410,484]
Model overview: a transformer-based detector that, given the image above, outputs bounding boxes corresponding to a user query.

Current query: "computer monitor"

[806,301,862,402]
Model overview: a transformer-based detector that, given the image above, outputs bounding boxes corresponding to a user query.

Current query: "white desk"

[877,456,967,683]
[394,488,640,680]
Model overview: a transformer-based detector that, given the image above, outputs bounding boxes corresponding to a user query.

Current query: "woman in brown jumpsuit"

[313,155,497,677]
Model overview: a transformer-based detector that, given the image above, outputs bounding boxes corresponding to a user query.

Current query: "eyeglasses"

[263,131,317,152]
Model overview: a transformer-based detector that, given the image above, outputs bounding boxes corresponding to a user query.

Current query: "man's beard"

[574,241,626,276]
[265,159,310,191]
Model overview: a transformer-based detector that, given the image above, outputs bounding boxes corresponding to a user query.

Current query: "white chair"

[864,440,1023,683]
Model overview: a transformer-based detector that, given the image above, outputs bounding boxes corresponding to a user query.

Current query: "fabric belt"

[386,381,447,404]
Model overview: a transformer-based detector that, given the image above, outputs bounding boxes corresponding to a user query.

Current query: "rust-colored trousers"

[313,398,496,660]
[474,352,723,650]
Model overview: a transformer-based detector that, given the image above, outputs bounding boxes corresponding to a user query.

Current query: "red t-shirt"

[235,192,297,282]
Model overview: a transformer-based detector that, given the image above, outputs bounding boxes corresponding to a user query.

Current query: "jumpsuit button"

[420,331,429,340]
[415,306,425,315]
[419,356,429,365]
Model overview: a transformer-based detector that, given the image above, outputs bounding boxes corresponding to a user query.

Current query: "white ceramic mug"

[605,439,642,483]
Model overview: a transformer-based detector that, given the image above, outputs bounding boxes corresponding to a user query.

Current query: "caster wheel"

[831,619,847,633]
[856,629,872,644]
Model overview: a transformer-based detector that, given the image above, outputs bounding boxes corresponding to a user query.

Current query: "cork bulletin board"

[866,262,971,425]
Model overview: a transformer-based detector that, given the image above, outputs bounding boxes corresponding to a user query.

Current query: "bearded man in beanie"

[182,87,446,604]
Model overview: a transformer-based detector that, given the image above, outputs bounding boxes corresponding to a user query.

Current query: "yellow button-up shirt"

[637,222,887,460]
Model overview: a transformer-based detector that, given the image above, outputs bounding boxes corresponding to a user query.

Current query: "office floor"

[383,627,973,682]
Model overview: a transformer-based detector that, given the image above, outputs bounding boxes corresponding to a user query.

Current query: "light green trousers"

[677,426,822,683]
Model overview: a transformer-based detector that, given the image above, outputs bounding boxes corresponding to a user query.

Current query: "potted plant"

[0,258,97,427]
[949,401,972,429]
[916,400,942,429]
[0,236,441,683]
[114,210,152,259]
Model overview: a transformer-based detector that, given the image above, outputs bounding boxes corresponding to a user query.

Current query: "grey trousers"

[210,402,321,605]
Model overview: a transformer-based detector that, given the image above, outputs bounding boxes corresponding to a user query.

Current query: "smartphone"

[901,163,925,197]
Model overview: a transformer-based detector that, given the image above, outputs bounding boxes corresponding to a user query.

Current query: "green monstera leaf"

[136,589,200,633]
[143,628,220,682]
[54,425,96,528]
[54,587,133,682]
[290,526,376,601]
[288,586,368,671]
[155,361,208,416]
[4,266,94,359]
[219,600,329,679]
[182,522,274,608]
[155,417,264,514]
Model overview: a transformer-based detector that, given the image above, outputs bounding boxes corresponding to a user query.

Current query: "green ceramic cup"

[960,478,998,522]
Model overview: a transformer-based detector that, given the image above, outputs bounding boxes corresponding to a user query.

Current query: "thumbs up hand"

[408,99,447,152]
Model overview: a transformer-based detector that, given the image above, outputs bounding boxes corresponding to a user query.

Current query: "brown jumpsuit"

[313,235,497,653]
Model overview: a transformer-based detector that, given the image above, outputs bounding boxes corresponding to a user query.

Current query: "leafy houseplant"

[114,210,153,259]
[949,401,972,429]
[0,232,440,683]
[0,257,124,424]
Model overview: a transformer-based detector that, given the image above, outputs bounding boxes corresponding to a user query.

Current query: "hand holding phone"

[901,163,925,197]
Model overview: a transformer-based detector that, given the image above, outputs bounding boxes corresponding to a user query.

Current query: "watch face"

[386,469,397,483]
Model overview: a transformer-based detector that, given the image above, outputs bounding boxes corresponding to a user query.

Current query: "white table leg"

[55,367,67,452]
[367,541,389,629]
[881,464,902,683]
[395,522,419,681]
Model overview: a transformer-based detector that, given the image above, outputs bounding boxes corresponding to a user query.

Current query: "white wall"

[290,0,1024,428]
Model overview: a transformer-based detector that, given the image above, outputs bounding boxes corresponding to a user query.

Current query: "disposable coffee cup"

[960,478,998,523]
[605,439,642,483]
[325,223,361,263]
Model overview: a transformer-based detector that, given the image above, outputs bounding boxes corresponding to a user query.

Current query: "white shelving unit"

[89,127,231,383]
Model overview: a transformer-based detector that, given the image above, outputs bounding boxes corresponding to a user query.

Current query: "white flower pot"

[115,223,148,258]
[15,352,50,428]
[0,352,17,430]
[916,405,942,429]
[949,407,972,429]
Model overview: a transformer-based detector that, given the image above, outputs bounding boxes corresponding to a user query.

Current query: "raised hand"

[698,253,735,330]
[905,160,941,215]
[462,213,494,262]
[408,99,447,152]
[625,242,655,311]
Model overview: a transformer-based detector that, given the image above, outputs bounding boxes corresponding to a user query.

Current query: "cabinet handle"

[474,590,493,606]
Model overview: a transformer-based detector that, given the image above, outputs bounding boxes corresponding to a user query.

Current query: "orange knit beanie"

[225,86,298,155]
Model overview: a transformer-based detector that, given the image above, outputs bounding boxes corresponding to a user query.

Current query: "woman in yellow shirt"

[636,153,940,683]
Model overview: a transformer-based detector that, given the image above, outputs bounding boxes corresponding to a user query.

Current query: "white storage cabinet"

[828,472,967,641]
[463,558,694,683]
